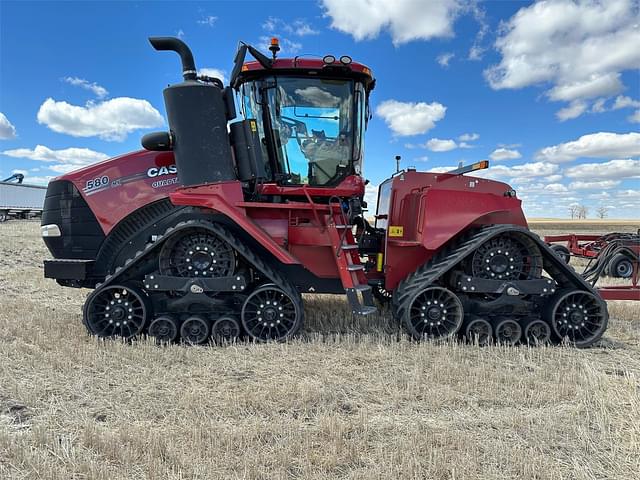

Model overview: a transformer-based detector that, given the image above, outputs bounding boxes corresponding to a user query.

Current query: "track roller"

[241,284,302,342]
[211,316,241,343]
[546,290,608,348]
[465,318,492,346]
[83,284,150,339]
[401,286,464,340]
[494,319,522,345]
[523,319,551,346]
[148,315,179,344]
[180,316,211,345]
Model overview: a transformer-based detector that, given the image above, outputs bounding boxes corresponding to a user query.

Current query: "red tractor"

[41,37,608,347]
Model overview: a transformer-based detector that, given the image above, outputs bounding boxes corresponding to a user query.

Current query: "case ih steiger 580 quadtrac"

[41,37,611,347]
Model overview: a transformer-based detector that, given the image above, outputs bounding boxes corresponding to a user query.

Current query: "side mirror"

[141,131,173,151]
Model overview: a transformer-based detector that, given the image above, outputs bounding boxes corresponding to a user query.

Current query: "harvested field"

[1,220,639,479]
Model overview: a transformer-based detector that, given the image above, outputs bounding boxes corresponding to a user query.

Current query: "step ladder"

[326,205,377,316]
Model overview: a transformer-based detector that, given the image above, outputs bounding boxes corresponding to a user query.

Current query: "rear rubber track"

[392,224,608,347]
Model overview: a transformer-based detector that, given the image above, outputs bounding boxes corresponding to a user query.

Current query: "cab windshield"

[241,76,366,186]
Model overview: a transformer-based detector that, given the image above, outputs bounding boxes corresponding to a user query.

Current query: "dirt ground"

[1,220,639,479]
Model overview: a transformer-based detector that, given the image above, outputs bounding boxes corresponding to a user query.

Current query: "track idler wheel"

[148,315,179,344]
[401,286,464,340]
[211,316,241,344]
[241,284,302,342]
[180,316,211,345]
[83,284,150,339]
[523,319,551,346]
[494,319,522,345]
[465,318,492,346]
[546,290,608,348]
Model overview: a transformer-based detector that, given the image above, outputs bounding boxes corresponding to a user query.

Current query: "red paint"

[57,150,179,234]
[382,171,527,289]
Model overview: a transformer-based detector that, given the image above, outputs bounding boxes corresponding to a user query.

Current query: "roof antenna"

[395,155,401,173]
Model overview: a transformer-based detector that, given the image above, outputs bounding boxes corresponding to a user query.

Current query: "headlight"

[41,224,62,237]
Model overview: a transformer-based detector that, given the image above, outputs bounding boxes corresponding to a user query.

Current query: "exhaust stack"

[148,37,197,81]
[147,36,235,187]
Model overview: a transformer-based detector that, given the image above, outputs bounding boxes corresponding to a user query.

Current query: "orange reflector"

[241,64,249,71]
[473,160,489,170]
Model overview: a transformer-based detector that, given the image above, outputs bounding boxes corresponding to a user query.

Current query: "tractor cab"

[231,39,375,189]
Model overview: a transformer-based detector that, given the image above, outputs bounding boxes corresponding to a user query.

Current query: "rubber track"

[392,224,605,321]
[84,219,303,334]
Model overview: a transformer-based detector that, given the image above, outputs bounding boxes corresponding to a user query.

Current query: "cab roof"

[238,58,375,89]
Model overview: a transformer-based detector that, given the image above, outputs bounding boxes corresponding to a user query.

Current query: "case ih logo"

[147,165,177,178]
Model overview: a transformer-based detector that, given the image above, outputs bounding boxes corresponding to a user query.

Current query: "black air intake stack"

[148,36,235,187]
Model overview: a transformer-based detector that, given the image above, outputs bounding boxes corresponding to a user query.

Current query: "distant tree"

[568,205,579,219]
[578,205,589,219]
[596,206,609,219]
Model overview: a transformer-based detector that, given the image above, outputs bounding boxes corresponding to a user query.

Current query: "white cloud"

[263,17,319,36]
[489,147,521,161]
[375,100,446,136]
[321,0,463,45]
[414,156,430,162]
[0,112,17,140]
[629,110,640,124]
[591,98,607,113]
[437,52,454,68]
[612,95,640,110]
[198,68,227,84]
[564,158,640,180]
[364,183,379,211]
[483,161,560,180]
[569,180,621,190]
[544,183,568,193]
[468,45,484,61]
[547,73,623,103]
[197,15,217,27]
[536,132,640,163]
[556,100,588,122]
[62,77,108,99]
[485,0,640,119]
[2,145,109,172]
[459,132,479,142]
[426,138,457,152]
[37,97,164,141]
[545,174,563,182]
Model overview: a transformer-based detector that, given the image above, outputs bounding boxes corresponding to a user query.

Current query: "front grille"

[41,180,104,259]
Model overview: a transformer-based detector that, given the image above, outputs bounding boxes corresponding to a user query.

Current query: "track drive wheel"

[83,284,150,339]
[465,318,492,346]
[494,319,522,345]
[546,290,608,348]
[470,233,543,280]
[524,319,551,345]
[148,315,179,344]
[400,286,464,340]
[211,316,241,344]
[159,228,235,278]
[241,284,302,342]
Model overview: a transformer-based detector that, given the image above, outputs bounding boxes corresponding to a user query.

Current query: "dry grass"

[1,220,639,480]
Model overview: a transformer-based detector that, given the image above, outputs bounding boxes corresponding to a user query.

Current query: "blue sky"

[0,0,638,218]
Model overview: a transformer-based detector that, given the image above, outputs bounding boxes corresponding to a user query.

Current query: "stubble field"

[1,220,639,479]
